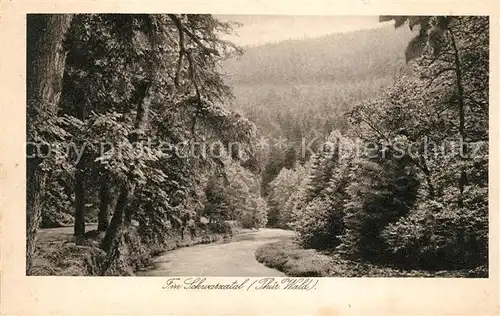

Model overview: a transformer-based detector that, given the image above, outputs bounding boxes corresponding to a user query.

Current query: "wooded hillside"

[223,25,414,195]
[259,16,488,276]
[26,15,489,278]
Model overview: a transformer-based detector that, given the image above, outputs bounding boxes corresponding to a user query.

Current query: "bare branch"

[424,67,455,89]
[168,14,219,56]
[169,15,185,87]
[358,114,391,143]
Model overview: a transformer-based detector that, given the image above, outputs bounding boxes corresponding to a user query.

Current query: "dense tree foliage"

[27,14,266,275]
[270,16,488,273]
[266,163,308,228]
[28,15,488,276]
[224,26,414,191]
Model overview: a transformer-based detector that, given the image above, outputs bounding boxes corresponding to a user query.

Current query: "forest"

[26,15,488,277]
[257,16,489,277]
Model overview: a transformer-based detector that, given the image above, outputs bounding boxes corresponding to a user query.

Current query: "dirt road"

[137,229,295,276]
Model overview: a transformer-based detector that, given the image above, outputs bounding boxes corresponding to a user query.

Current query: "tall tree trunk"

[74,163,86,240]
[26,14,73,275]
[101,81,151,256]
[98,174,111,231]
[449,30,467,204]
[101,185,131,252]
[419,156,435,198]
[26,159,47,273]
[74,100,88,239]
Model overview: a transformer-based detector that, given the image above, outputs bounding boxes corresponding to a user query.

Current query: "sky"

[216,15,386,46]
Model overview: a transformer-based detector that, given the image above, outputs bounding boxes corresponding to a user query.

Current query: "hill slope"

[222,25,414,184]
[223,25,413,86]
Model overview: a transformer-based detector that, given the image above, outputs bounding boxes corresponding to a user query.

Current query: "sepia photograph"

[25,14,490,278]
[1,0,498,313]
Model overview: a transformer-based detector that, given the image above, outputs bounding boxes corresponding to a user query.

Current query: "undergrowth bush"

[292,131,354,250]
[336,156,420,262]
[32,243,106,276]
[256,238,487,277]
[382,186,488,270]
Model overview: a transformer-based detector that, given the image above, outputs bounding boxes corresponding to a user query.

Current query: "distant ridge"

[223,25,414,86]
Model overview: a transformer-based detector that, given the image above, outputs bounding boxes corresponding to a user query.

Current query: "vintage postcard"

[1,0,499,315]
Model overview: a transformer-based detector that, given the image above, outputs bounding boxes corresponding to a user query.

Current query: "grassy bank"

[32,223,244,276]
[255,238,488,277]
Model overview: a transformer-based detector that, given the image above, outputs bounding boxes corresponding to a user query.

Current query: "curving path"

[137,228,295,276]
